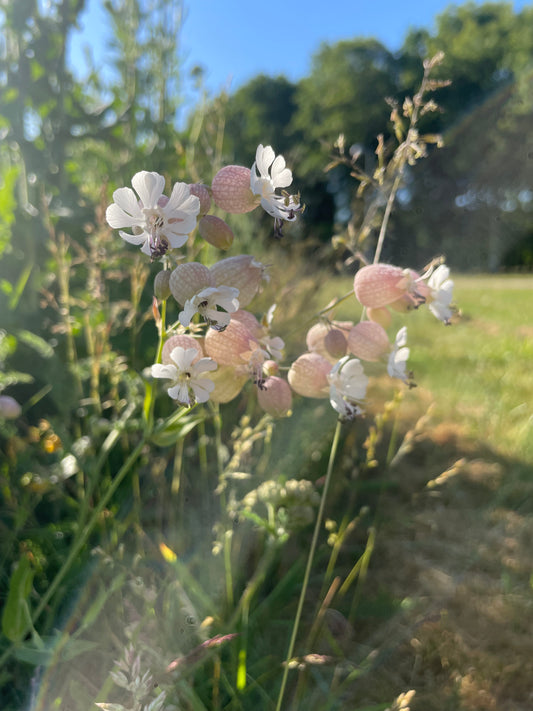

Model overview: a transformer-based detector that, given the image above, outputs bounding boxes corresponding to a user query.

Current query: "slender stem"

[373,171,403,265]
[211,402,234,609]
[275,419,342,711]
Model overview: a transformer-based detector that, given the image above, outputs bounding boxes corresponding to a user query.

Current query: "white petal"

[395,326,408,348]
[140,239,152,256]
[270,155,292,188]
[165,232,189,250]
[179,301,197,327]
[193,357,218,374]
[429,302,452,322]
[428,265,450,290]
[107,189,143,225]
[152,363,178,381]
[255,144,275,177]
[118,229,148,246]
[168,382,190,404]
[166,183,197,214]
[170,346,198,370]
[190,378,215,403]
[131,171,165,208]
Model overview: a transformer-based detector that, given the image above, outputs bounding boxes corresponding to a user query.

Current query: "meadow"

[2,266,532,711]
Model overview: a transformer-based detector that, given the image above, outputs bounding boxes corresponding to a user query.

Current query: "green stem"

[211,402,234,609]
[275,419,342,711]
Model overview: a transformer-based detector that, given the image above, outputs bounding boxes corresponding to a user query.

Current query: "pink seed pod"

[209,365,248,404]
[204,318,257,366]
[347,321,390,362]
[210,255,265,308]
[257,376,292,417]
[324,329,347,360]
[161,334,204,364]
[169,262,213,305]
[188,183,211,215]
[367,306,392,329]
[0,395,22,419]
[306,321,352,364]
[288,352,332,399]
[198,215,234,250]
[231,309,263,337]
[353,264,408,308]
[211,165,259,214]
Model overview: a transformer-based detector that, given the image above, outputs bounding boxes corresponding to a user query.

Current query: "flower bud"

[288,353,332,399]
[162,334,203,364]
[198,215,234,250]
[263,359,279,376]
[211,165,259,214]
[257,376,292,417]
[154,270,171,300]
[169,262,213,305]
[353,264,408,308]
[324,329,347,360]
[210,256,266,308]
[347,321,390,362]
[0,395,21,419]
[188,183,211,215]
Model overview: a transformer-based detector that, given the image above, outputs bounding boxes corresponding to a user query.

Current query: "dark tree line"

[217,2,533,270]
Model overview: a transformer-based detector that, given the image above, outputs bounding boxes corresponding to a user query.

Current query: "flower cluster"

[288,259,454,420]
[106,146,299,412]
[106,146,454,418]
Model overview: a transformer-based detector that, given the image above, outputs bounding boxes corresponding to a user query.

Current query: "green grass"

[329,273,533,463]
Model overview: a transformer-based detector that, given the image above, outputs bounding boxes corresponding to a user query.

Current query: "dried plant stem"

[275,419,342,711]
[373,171,403,265]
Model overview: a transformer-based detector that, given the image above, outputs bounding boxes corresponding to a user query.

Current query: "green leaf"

[13,636,99,666]
[2,554,34,642]
[17,329,54,358]
[150,414,204,447]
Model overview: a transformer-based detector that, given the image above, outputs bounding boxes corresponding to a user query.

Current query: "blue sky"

[68,0,529,110]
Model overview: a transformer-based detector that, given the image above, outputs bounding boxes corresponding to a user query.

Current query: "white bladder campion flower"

[106,171,200,259]
[427,264,454,324]
[387,326,413,385]
[179,286,240,330]
[151,347,217,405]
[327,356,368,420]
[250,145,301,228]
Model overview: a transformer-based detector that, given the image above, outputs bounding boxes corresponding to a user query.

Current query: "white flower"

[260,335,285,362]
[387,326,411,383]
[151,347,217,405]
[327,356,368,419]
[250,145,301,222]
[179,286,240,330]
[106,171,200,259]
[427,264,454,324]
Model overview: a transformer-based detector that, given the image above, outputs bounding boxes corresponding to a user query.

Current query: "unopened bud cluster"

[241,478,320,535]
